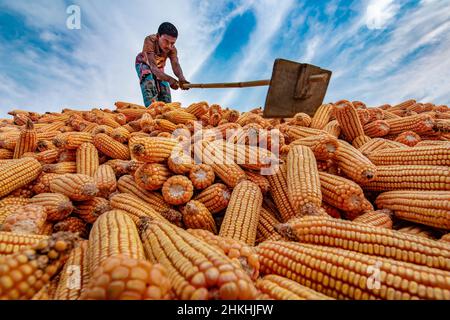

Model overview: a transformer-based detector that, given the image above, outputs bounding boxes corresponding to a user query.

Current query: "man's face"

[158,34,177,53]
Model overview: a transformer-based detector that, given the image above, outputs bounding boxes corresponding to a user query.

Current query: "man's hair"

[158,22,178,38]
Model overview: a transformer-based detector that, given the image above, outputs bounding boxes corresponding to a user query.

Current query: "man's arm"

[169,52,189,90]
[170,55,186,82]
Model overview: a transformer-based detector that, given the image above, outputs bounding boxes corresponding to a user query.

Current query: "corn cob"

[395,225,435,240]
[416,140,450,147]
[386,114,434,135]
[266,163,297,222]
[219,181,262,245]
[288,113,312,127]
[185,102,209,118]
[36,140,56,152]
[256,275,333,300]
[53,132,93,150]
[0,232,49,255]
[13,120,37,159]
[162,175,194,206]
[358,138,408,157]
[43,162,77,174]
[1,204,47,235]
[361,165,450,191]
[88,210,145,276]
[356,109,370,125]
[367,145,450,166]
[367,108,384,121]
[81,254,173,300]
[167,152,194,174]
[162,109,197,125]
[376,190,450,230]
[194,183,231,214]
[352,135,372,149]
[189,164,215,190]
[134,163,171,191]
[335,140,377,184]
[287,145,322,215]
[0,232,78,299]
[0,204,22,224]
[76,142,99,177]
[280,215,450,270]
[131,137,179,163]
[93,164,117,197]
[26,149,60,164]
[109,126,130,144]
[439,234,450,243]
[97,115,121,129]
[53,241,88,300]
[109,193,164,224]
[256,207,283,242]
[310,104,334,129]
[196,141,246,188]
[0,134,19,151]
[114,101,146,109]
[187,228,260,280]
[257,241,450,300]
[181,200,217,234]
[0,148,13,159]
[35,130,61,141]
[138,217,257,299]
[158,208,183,227]
[289,134,338,160]
[104,159,131,177]
[50,174,99,201]
[434,119,450,132]
[30,193,73,222]
[321,202,342,219]
[73,197,111,224]
[319,171,371,213]
[117,175,170,213]
[321,120,340,138]
[0,157,42,198]
[334,101,365,141]
[154,119,177,133]
[244,170,270,194]
[394,131,421,147]
[54,217,88,238]
[39,222,54,236]
[8,183,35,198]
[92,133,130,160]
[32,173,60,194]
[207,140,278,171]
[282,125,327,141]
[92,124,114,136]
[353,209,393,229]
[0,197,30,208]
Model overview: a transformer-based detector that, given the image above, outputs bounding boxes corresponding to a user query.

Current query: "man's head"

[157,22,178,53]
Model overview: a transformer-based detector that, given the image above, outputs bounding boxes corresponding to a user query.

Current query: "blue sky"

[0,0,449,117]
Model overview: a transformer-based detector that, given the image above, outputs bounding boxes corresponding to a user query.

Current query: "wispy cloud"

[364,0,400,30]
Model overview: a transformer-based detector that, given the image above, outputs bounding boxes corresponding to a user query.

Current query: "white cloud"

[364,0,400,30]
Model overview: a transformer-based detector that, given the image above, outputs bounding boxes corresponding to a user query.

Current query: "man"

[135,22,189,106]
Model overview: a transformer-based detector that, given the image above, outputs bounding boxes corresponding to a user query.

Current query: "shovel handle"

[181,79,270,89]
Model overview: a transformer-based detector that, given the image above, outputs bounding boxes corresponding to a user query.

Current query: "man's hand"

[169,77,179,90]
[179,79,190,91]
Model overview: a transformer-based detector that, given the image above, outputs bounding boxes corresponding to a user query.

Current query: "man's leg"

[140,74,159,107]
[158,80,172,103]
